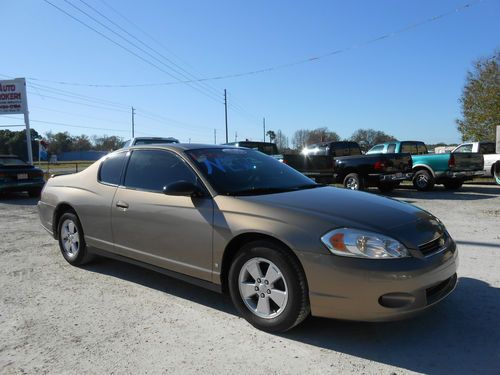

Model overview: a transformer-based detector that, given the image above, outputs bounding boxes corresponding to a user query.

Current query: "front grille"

[419,232,448,256]
[426,274,457,305]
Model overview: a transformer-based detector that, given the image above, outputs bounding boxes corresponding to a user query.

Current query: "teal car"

[366,141,484,191]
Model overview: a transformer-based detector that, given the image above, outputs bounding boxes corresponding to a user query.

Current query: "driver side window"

[123,150,197,193]
[455,144,473,153]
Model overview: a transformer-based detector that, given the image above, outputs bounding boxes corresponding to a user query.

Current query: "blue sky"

[1,0,499,145]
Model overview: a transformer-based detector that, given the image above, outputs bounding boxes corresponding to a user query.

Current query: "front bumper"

[298,241,458,321]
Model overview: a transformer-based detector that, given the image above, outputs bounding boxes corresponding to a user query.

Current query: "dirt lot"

[1,184,499,375]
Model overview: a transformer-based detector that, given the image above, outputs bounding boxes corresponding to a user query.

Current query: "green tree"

[71,135,92,151]
[266,130,276,143]
[46,131,74,154]
[456,51,500,141]
[93,135,124,151]
[350,128,397,152]
[0,128,42,161]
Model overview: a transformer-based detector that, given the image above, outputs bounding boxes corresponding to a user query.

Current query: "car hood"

[234,186,444,248]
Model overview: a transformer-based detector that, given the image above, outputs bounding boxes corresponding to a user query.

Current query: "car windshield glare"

[185,148,318,195]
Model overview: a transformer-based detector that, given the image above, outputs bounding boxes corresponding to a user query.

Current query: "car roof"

[0,154,20,158]
[128,143,238,152]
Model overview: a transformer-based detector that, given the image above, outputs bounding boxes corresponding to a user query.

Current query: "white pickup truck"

[452,142,500,184]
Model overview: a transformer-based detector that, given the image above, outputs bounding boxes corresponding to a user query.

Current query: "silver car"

[38,144,458,332]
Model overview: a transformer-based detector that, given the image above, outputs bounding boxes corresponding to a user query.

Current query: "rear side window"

[479,143,495,154]
[387,144,396,153]
[369,145,385,153]
[123,150,196,193]
[98,152,127,185]
[348,142,362,155]
[454,144,473,153]
[401,143,418,154]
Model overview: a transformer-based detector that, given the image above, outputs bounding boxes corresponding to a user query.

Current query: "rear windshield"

[0,157,28,166]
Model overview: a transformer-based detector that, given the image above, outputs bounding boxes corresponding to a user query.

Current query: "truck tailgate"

[451,153,484,172]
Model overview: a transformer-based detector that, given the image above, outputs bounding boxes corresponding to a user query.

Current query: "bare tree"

[350,128,397,151]
[274,130,289,152]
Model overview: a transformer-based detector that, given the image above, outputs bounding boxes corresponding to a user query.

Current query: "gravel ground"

[1,184,499,375]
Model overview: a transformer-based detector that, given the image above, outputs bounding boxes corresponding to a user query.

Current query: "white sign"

[0,78,27,114]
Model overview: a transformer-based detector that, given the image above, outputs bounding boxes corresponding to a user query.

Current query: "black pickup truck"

[283,141,413,192]
[334,153,413,192]
[283,141,360,182]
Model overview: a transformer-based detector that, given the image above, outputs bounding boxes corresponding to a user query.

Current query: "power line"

[36,0,483,88]
[43,0,223,105]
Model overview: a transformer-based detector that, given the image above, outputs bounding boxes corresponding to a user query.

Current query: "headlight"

[321,228,409,259]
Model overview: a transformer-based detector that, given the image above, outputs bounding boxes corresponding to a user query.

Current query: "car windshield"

[185,148,320,196]
[0,157,28,166]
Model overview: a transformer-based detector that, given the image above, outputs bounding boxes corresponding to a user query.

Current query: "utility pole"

[131,106,136,138]
[263,117,266,142]
[224,89,228,143]
[214,129,217,144]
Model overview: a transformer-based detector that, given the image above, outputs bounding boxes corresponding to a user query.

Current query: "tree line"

[0,129,124,160]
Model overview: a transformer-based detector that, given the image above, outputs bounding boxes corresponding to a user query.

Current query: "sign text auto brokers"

[0,79,26,114]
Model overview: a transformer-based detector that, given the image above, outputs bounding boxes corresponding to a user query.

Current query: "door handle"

[116,201,129,209]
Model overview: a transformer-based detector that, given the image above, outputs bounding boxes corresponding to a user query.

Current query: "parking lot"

[1,184,499,375]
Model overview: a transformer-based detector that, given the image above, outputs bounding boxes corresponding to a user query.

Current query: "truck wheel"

[343,173,364,191]
[443,179,463,190]
[412,170,434,191]
[378,182,395,194]
[494,162,500,185]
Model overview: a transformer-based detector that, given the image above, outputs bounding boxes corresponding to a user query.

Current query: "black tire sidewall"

[228,241,308,333]
[413,170,434,191]
[58,212,88,266]
[343,173,363,190]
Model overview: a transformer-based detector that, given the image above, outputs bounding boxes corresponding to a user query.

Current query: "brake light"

[374,161,386,171]
[448,154,456,169]
[0,172,6,178]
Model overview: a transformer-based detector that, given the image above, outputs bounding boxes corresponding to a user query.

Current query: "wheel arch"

[52,202,78,238]
[220,232,306,294]
[412,164,435,177]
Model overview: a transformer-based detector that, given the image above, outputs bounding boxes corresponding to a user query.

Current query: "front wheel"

[494,162,500,185]
[412,170,435,191]
[228,241,310,332]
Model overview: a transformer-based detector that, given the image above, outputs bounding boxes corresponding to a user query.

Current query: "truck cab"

[452,142,500,184]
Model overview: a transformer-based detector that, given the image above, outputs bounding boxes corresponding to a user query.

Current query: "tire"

[343,173,364,191]
[443,179,463,190]
[228,240,310,333]
[57,212,93,266]
[494,162,500,185]
[412,170,435,191]
[28,188,42,198]
[378,182,395,194]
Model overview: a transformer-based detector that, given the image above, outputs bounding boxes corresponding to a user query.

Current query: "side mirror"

[163,181,203,197]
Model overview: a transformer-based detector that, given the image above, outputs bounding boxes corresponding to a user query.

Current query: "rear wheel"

[228,241,310,332]
[57,212,93,266]
[443,179,463,190]
[343,173,364,191]
[413,170,434,191]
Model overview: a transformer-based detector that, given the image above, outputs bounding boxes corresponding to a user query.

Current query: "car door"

[111,149,214,281]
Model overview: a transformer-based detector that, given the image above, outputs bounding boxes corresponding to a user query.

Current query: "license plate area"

[17,173,28,180]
